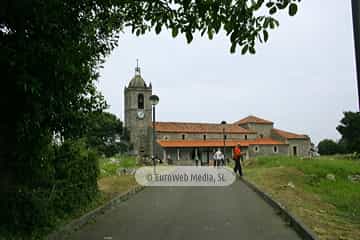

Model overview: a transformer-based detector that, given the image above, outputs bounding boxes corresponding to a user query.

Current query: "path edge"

[241,178,318,240]
[47,185,145,240]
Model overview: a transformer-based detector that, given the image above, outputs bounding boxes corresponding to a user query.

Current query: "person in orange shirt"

[233,144,243,177]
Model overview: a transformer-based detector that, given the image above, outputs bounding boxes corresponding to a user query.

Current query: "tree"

[317,139,344,155]
[1,0,301,181]
[0,0,300,234]
[337,111,360,153]
[1,0,301,173]
[85,111,129,157]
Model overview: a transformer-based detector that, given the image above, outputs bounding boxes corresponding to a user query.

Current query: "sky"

[97,0,358,145]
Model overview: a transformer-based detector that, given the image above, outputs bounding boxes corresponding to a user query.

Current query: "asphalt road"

[68,180,301,240]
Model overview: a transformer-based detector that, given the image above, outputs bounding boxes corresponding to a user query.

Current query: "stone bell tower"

[124,61,152,156]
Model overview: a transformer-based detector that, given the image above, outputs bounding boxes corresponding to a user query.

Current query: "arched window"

[260,134,264,139]
[138,94,144,109]
[273,146,278,153]
[182,134,185,140]
[203,135,207,140]
[244,135,248,140]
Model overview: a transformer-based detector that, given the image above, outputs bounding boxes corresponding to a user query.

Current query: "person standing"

[220,151,225,166]
[212,150,217,167]
[194,153,200,166]
[233,144,243,177]
[210,149,215,166]
[214,148,222,167]
[167,154,172,165]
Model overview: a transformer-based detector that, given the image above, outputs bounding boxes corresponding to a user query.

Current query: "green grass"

[99,155,138,177]
[246,156,360,222]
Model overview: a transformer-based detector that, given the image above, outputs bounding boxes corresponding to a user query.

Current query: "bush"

[318,139,345,155]
[52,139,99,215]
[0,141,56,237]
[0,139,100,239]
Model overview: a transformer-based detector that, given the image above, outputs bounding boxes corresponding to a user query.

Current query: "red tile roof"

[157,138,287,148]
[234,115,273,125]
[155,122,255,134]
[272,128,309,140]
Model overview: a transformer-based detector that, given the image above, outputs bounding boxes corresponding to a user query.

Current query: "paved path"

[68,180,301,240]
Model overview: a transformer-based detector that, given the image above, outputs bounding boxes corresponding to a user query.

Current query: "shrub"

[52,139,99,215]
[318,139,344,155]
[0,139,100,238]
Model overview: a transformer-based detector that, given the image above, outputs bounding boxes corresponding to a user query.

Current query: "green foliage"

[99,155,137,178]
[85,111,129,157]
[0,139,99,239]
[289,3,298,16]
[1,2,110,231]
[250,156,360,221]
[337,111,360,153]
[52,140,99,214]
[318,139,346,155]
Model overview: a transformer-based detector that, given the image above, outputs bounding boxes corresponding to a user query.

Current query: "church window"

[138,94,144,109]
[260,134,264,139]
[273,146,278,153]
[182,134,185,140]
[224,135,227,140]
[244,135,248,140]
[203,135,207,140]
[254,145,259,152]
[293,146,297,156]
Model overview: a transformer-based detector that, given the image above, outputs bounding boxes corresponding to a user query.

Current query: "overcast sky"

[97,0,358,145]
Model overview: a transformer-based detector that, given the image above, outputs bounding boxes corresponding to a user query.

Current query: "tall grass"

[249,156,360,222]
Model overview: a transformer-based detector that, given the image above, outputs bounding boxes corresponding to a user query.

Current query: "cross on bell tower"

[135,59,141,75]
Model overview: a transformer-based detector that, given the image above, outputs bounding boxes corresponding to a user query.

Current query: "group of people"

[172,144,244,177]
[196,144,243,177]
[212,148,226,167]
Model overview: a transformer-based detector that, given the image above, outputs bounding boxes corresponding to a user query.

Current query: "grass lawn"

[244,155,360,240]
[99,154,139,177]
[98,154,139,200]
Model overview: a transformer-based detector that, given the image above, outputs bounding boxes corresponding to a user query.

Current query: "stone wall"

[156,132,257,141]
[124,87,152,156]
[247,145,289,158]
[241,123,274,138]
[286,139,311,157]
[157,144,313,163]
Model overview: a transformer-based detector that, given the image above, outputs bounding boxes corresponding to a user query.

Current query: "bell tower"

[124,61,152,156]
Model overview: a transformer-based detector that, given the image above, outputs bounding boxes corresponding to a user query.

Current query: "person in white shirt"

[214,149,223,167]
[220,151,225,166]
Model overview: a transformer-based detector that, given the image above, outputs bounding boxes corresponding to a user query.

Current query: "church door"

[293,146,297,156]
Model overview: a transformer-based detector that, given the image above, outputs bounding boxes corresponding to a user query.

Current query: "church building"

[124,65,311,163]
